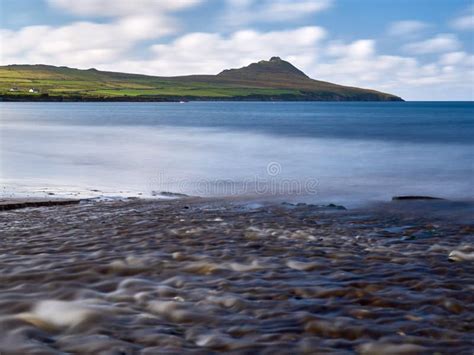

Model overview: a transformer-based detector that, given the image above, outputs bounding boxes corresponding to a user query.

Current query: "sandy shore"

[0,197,473,354]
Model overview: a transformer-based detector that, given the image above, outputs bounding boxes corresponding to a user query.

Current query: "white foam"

[108,255,154,272]
[195,332,249,350]
[148,300,209,323]
[21,300,101,329]
[227,260,264,272]
[358,342,427,355]
[448,250,474,261]
[183,261,224,274]
[286,260,321,271]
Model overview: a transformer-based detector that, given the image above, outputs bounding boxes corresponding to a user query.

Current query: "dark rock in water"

[281,202,346,210]
[392,196,445,201]
[326,203,347,210]
[151,191,189,198]
[0,199,80,211]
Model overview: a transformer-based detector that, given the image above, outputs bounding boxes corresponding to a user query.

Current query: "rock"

[326,203,347,210]
[151,191,189,198]
[392,195,444,201]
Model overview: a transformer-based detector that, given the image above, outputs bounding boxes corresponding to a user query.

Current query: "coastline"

[0,95,405,102]
[0,94,404,102]
[0,196,472,353]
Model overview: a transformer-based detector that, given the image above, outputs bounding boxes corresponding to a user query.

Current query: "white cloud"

[97,29,473,100]
[451,5,474,30]
[315,40,419,87]
[0,15,175,67]
[387,20,429,37]
[327,40,375,58]
[0,0,204,67]
[404,34,461,54]
[101,26,326,76]
[47,0,203,17]
[262,0,332,21]
[452,15,474,30]
[308,39,473,100]
[439,51,469,65]
[223,0,332,26]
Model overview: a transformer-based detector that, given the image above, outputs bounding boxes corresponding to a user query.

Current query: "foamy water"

[0,199,472,353]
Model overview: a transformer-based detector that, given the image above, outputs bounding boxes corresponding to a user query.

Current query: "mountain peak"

[269,56,282,62]
[217,57,309,81]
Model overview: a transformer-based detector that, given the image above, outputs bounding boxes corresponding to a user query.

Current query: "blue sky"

[1,0,473,100]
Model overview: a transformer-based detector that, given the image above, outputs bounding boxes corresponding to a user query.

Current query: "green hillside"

[0,57,403,101]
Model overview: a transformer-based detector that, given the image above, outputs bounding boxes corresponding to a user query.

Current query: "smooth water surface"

[1,102,473,205]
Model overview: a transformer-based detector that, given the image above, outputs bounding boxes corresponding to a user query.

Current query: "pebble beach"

[0,197,473,354]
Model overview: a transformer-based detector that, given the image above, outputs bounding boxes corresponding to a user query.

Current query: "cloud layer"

[451,5,474,30]
[102,27,326,76]
[1,0,205,68]
[404,34,461,54]
[47,0,204,17]
[388,20,429,37]
[1,16,173,67]
[223,0,333,26]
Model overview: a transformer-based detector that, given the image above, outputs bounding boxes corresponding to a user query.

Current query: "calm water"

[1,101,473,205]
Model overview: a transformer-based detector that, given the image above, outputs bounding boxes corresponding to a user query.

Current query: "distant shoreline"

[0,94,404,102]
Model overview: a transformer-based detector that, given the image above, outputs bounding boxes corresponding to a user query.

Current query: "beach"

[2,1,473,354]
[0,197,472,354]
[1,101,473,353]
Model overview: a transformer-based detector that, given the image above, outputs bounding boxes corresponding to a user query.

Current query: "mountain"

[218,56,310,80]
[0,57,403,101]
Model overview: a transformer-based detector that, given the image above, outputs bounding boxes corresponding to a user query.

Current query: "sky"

[0,0,473,100]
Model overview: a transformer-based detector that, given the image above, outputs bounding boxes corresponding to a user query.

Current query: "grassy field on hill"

[0,58,403,101]
[0,66,298,99]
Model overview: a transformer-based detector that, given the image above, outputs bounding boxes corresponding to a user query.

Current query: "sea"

[1,101,473,206]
